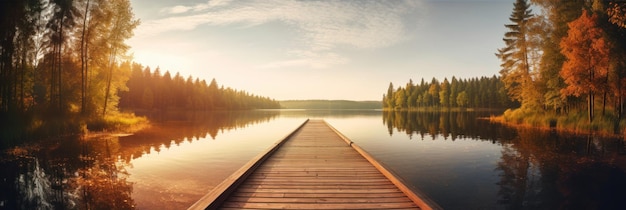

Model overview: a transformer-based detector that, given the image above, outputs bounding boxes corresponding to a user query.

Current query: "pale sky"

[127,0,514,101]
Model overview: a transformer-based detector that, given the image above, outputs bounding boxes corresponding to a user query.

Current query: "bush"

[87,112,148,133]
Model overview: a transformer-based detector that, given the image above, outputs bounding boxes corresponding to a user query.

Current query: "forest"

[383,76,517,110]
[494,0,626,132]
[118,65,280,111]
[0,0,280,144]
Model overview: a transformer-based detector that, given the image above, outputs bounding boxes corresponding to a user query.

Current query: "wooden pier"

[189,119,439,210]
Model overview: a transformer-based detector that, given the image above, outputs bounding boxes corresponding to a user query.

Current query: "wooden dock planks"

[189,119,439,210]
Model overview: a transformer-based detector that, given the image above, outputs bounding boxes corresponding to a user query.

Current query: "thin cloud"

[159,0,233,14]
[140,0,424,69]
[160,5,191,14]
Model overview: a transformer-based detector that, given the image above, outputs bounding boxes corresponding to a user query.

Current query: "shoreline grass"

[1,111,150,149]
[490,108,626,138]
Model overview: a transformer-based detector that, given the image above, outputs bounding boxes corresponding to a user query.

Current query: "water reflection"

[382,111,626,209]
[497,128,626,209]
[117,111,278,162]
[0,111,278,209]
[5,110,626,209]
[0,136,135,210]
[382,110,516,141]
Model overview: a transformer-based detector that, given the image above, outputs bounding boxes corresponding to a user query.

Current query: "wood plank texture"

[190,119,439,210]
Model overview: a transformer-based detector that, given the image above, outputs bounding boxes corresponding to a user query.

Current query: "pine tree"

[385,82,395,109]
[496,0,538,109]
[439,78,450,107]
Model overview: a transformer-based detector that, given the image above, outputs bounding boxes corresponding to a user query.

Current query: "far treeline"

[494,0,626,133]
[0,0,280,143]
[119,65,281,111]
[383,76,517,110]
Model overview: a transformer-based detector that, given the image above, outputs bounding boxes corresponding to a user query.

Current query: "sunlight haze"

[128,0,512,100]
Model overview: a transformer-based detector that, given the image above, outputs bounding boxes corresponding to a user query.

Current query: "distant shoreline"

[279,100,381,110]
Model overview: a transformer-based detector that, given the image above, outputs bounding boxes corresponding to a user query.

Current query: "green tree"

[428,78,440,107]
[439,78,451,107]
[457,91,469,108]
[406,79,416,108]
[449,76,459,107]
[101,0,139,116]
[394,88,407,109]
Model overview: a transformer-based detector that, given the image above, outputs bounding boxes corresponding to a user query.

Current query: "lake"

[2,110,626,209]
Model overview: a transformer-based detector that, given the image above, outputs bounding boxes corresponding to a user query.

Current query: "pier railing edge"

[188,119,310,210]
[323,120,443,210]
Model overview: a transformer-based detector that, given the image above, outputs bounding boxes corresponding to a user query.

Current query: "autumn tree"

[560,10,610,122]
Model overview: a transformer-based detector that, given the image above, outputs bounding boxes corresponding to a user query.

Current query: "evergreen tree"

[496,0,539,109]
[439,78,451,107]
[428,78,440,107]
[394,88,407,109]
[385,82,395,108]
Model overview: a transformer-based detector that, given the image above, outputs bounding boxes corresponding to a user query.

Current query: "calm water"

[2,110,626,209]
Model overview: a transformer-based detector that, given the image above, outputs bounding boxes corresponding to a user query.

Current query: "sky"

[127,0,515,101]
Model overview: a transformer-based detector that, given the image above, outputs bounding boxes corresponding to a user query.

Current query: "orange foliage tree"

[560,10,610,122]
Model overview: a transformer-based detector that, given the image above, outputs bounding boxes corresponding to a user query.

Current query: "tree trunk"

[102,48,116,117]
[102,64,113,117]
[58,17,64,114]
[80,0,90,115]
[603,91,607,116]
[589,92,594,123]
[20,41,26,111]
[50,36,57,111]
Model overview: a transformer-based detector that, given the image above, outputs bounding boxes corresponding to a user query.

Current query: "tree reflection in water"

[0,110,278,209]
[383,110,626,209]
[0,136,135,210]
[498,129,626,209]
